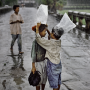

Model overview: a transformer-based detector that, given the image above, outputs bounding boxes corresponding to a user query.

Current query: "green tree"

[0,0,2,6]
[41,0,53,9]
[36,0,67,13]
[5,0,17,6]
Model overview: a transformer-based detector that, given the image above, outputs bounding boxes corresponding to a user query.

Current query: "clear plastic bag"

[54,13,76,33]
[36,4,48,24]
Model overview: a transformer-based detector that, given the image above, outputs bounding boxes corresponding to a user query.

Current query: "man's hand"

[31,67,36,74]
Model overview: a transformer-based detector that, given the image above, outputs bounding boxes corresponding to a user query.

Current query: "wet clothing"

[10,13,23,52]
[31,40,46,62]
[35,60,47,85]
[36,33,61,64]
[36,33,62,88]
[10,13,24,35]
[31,39,47,86]
[47,59,62,88]
[11,34,22,52]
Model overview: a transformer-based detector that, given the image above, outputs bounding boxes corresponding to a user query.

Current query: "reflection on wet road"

[0,7,90,90]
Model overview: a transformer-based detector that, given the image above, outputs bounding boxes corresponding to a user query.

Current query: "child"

[36,23,64,90]
[31,24,48,90]
[10,5,24,54]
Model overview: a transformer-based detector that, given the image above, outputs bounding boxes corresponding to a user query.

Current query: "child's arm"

[10,20,23,24]
[31,62,36,74]
[31,40,37,74]
[19,14,24,23]
[10,14,24,24]
[47,29,51,40]
[9,15,17,24]
[10,21,17,24]
[47,29,50,35]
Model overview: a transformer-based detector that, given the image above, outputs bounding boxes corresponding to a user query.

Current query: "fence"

[0,7,12,15]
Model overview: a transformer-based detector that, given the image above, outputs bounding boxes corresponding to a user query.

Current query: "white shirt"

[10,13,24,35]
[36,33,61,64]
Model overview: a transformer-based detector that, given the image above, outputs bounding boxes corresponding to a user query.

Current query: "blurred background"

[1,0,90,14]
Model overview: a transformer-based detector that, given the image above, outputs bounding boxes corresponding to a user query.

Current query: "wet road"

[0,7,90,90]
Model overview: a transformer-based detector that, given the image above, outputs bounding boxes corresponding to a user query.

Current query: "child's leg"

[17,34,22,52]
[53,88,58,90]
[36,86,40,90]
[53,85,60,90]
[11,34,17,49]
[58,73,61,90]
[58,85,60,90]
[41,84,45,90]
[35,61,47,90]
[47,59,62,90]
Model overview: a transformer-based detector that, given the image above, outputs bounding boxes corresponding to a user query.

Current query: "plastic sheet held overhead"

[54,13,76,33]
[36,4,48,24]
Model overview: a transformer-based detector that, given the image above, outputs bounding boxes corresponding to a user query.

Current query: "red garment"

[32,25,36,31]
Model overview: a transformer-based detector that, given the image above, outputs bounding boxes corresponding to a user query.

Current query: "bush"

[0,1,2,6]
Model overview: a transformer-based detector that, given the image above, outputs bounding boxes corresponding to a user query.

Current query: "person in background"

[10,5,24,54]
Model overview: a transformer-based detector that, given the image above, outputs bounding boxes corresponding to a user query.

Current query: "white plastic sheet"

[54,13,76,33]
[36,4,48,24]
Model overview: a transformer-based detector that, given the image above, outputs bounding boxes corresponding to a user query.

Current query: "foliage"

[0,0,2,6]
[0,0,18,6]
[41,0,53,5]
[56,1,63,10]
[58,0,67,5]
[5,0,17,6]
[36,0,67,10]
[35,0,53,9]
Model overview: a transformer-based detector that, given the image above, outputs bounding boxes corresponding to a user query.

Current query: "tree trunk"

[51,0,56,13]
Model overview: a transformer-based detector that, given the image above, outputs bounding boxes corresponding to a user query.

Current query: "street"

[0,7,90,90]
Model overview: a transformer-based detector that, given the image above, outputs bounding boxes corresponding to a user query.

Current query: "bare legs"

[53,85,60,90]
[36,84,45,90]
